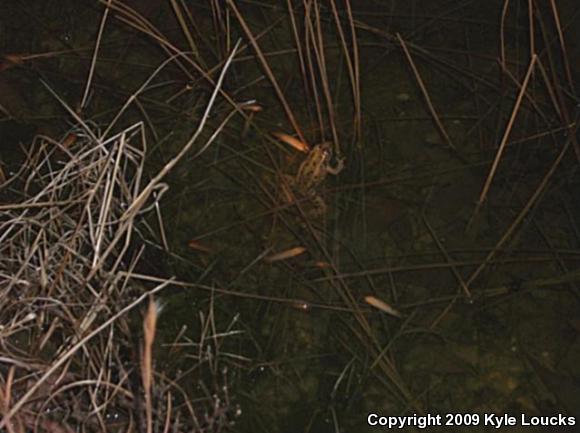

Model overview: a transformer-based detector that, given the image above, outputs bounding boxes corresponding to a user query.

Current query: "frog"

[283,142,345,218]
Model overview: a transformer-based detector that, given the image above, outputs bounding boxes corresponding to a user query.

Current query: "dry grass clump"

[0,46,241,433]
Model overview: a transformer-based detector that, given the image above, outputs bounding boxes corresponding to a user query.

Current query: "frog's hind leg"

[310,195,327,218]
[279,174,297,205]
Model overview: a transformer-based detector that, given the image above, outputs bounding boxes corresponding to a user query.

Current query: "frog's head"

[318,141,345,174]
[318,141,333,159]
